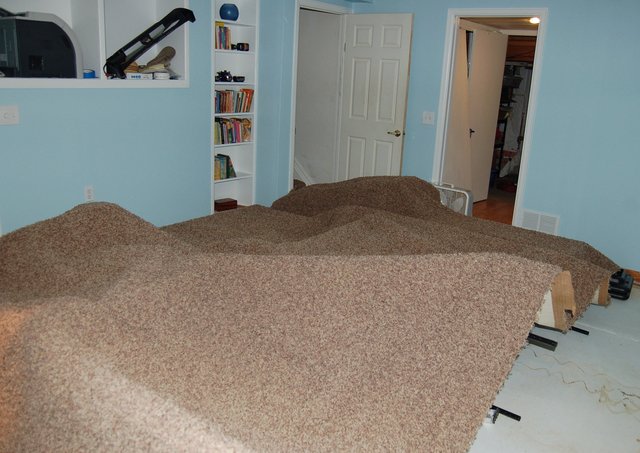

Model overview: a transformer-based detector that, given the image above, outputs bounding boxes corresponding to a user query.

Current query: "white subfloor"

[470,287,640,453]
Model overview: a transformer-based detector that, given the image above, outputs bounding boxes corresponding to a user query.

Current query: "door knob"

[387,129,403,137]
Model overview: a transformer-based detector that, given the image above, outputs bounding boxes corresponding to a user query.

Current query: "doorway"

[292,1,349,189]
[478,55,536,224]
[433,9,548,226]
[291,2,413,190]
[293,7,344,187]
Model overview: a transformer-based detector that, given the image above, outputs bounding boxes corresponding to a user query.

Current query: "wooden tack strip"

[551,271,576,332]
[597,277,611,306]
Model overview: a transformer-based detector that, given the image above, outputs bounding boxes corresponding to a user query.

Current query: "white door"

[338,14,413,180]
[442,28,473,192]
[441,22,507,202]
[467,28,507,201]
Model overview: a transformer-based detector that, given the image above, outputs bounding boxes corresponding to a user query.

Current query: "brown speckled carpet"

[168,177,616,318]
[0,177,616,452]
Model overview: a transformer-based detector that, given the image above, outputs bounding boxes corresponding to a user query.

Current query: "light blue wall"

[255,0,294,204]
[257,0,640,270]
[514,1,640,271]
[0,0,212,233]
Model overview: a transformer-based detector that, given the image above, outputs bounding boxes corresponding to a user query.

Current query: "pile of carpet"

[0,177,617,452]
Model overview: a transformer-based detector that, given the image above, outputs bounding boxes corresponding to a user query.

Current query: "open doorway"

[472,26,538,224]
[293,6,345,188]
[433,9,547,226]
[291,3,414,191]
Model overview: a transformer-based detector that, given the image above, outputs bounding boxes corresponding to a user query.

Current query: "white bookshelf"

[211,0,258,210]
[0,0,190,88]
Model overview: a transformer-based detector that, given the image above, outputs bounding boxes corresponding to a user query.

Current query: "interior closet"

[491,60,534,193]
[475,34,537,224]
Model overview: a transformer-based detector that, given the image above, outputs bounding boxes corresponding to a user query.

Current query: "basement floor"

[472,186,517,225]
[469,287,640,452]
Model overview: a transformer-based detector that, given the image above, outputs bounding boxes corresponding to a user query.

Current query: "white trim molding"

[299,0,351,14]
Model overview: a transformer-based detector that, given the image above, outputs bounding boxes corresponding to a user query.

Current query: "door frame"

[289,0,351,191]
[432,7,548,226]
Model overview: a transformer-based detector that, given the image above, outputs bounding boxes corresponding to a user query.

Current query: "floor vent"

[521,209,559,235]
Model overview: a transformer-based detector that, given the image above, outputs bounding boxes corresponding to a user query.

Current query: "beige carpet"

[168,176,617,319]
[0,177,617,452]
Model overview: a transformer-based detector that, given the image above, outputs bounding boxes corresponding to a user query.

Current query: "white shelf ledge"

[0,78,189,89]
[213,172,253,184]
[214,141,254,148]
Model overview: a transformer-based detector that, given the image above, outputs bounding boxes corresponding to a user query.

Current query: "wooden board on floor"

[551,271,576,332]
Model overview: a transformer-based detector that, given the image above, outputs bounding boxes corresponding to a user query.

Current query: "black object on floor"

[527,332,558,351]
[570,326,590,335]
[486,405,522,423]
[609,269,634,300]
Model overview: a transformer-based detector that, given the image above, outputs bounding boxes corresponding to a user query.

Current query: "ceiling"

[505,36,537,63]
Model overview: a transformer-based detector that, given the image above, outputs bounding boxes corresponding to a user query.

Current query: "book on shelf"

[214,155,221,180]
[214,155,226,180]
[213,117,252,145]
[213,153,237,180]
[217,154,237,178]
[215,22,231,50]
[214,88,254,114]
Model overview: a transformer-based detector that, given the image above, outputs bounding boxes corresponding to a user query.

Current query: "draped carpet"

[0,177,616,452]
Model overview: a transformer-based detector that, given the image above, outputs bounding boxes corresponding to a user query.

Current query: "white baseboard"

[293,159,315,186]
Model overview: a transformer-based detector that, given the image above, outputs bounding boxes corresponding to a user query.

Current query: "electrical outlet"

[84,185,94,202]
[422,111,435,125]
[0,105,19,125]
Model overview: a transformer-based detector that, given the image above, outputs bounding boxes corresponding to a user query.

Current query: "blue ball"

[219,3,239,21]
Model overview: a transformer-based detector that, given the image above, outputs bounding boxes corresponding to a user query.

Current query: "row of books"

[214,88,254,113]
[214,22,232,50]
[214,117,252,145]
[214,154,237,181]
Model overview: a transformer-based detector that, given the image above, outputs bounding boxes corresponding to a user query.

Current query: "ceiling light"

[529,16,541,25]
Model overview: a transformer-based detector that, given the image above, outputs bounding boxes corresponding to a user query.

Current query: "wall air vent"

[521,209,559,235]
